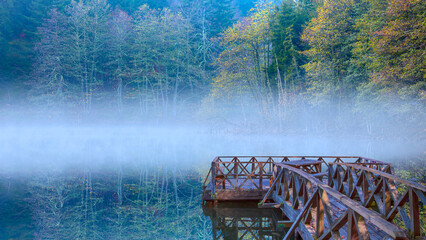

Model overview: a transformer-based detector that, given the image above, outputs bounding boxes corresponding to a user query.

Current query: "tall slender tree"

[31,8,68,108]
[107,8,133,114]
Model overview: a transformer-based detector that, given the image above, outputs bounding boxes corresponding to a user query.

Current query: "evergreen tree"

[1,0,31,74]
[269,0,314,92]
[236,0,256,17]
[108,0,169,13]
[24,0,70,41]
[2,0,70,75]
[207,0,235,37]
[0,1,12,72]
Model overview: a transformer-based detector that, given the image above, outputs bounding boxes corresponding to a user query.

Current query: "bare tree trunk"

[117,77,123,114]
[173,168,179,217]
[165,167,168,216]
[276,56,284,132]
[137,167,143,201]
[173,68,179,117]
[117,168,123,206]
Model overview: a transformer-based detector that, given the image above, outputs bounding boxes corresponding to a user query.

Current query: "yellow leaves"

[213,2,274,105]
[304,0,355,47]
[221,1,272,50]
[362,0,426,87]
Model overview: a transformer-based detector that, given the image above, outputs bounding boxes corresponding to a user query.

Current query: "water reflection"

[1,126,423,238]
[203,202,289,240]
[0,168,210,239]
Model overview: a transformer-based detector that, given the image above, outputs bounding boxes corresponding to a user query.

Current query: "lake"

[0,126,423,239]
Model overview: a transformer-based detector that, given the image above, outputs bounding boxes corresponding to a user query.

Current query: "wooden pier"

[202,156,426,240]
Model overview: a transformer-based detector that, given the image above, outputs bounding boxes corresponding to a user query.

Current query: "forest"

[0,0,425,239]
[0,0,424,136]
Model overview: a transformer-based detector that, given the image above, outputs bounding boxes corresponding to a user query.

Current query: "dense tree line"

[0,0,424,135]
[0,0,246,75]
[1,0,247,117]
[204,0,425,135]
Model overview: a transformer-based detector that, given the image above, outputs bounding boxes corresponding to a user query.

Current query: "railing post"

[252,158,255,177]
[234,159,238,189]
[316,191,324,237]
[211,162,216,198]
[259,162,263,190]
[409,187,420,237]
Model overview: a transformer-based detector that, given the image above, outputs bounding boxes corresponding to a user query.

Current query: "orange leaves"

[386,0,411,16]
[367,0,426,84]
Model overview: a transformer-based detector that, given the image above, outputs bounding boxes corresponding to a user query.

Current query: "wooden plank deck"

[296,193,390,240]
[202,156,425,239]
[213,178,272,190]
[203,178,271,201]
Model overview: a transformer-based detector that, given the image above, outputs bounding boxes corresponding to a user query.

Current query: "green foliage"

[394,157,426,234]
[203,1,274,121]
[0,0,424,133]
[269,0,314,91]
[200,0,425,134]
[131,5,205,116]
[0,0,70,75]
[354,0,426,99]
[302,0,362,106]
[207,0,235,37]
[28,1,208,116]
[108,0,169,12]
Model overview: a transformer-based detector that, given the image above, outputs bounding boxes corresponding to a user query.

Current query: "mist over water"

[0,102,425,240]
[1,124,424,175]
[0,118,424,239]
[0,0,424,237]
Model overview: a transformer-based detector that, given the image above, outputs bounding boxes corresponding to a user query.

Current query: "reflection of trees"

[25,167,211,239]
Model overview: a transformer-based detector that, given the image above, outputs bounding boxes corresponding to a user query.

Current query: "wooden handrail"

[211,161,275,164]
[268,164,408,239]
[203,156,388,196]
[331,163,426,191]
[202,167,211,189]
[328,163,425,237]
[259,169,284,205]
[214,156,367,159]
[202,156,422,239]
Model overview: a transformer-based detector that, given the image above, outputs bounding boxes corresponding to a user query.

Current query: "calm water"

[0,126,423,239]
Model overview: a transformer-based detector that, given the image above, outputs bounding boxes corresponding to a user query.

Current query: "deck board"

[202,156,416,239]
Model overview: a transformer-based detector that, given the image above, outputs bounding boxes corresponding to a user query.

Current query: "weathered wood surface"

[202,157,326,201]
[328,163,426,238]
[202,156,423,240]
[263,164,408,240]
[283,159,323,175]
[284,159,322,167]
[202,204,283,219]
[202,156,393,202]
[202,179,271,201]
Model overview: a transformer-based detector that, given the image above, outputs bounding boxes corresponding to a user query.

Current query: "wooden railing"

[329,163,426,238]
[202,156,395,201]
[203,156,276,192]
[203,156,365,190]
[260,165,408,240]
